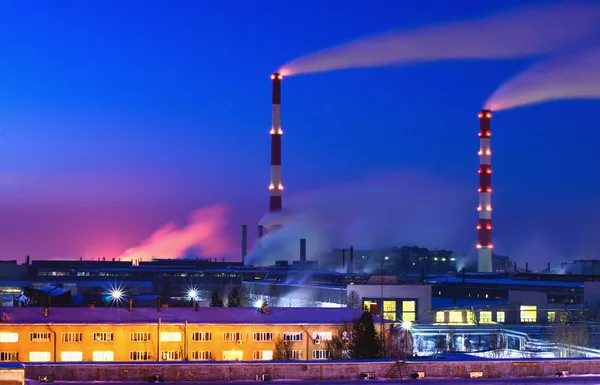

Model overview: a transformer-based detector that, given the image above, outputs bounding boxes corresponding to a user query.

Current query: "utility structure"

[269,73,283,213]
[477,109,493,272]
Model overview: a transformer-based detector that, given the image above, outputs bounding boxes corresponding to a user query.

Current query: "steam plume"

[485,46,600,111]
[279,3,600,76]
[245,172,471,267]
[120,204,231,260]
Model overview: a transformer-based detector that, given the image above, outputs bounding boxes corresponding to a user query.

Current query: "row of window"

[363,300,417,322]
[434,306,541,324]
[0,331,329,344]
[0,350,313,362]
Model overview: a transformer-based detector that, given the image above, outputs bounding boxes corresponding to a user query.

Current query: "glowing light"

[487,187,492,192]
[478,113,483,118]
[488,243,493,248]
[478,169,481,174]
[478,132,481,137]
[254,299,265,309]
[401,319,413,331]
[486,205,492,211]
[477,225,481,230]
[478,188,481,192]
[486,131,491,136]
[277,128,283,135]
[277,74,283,80]
[187,289,198,300]
[485,149,491,155]
[486,225,492,230]
[476,244,482,249]
[269,183,275,190]
[477,205,482,211]
[278,183,284,190]
[111,289,122,300]
[486,112,492,118]
[487,168,491,174]
[270,74,275,80]
[270,128,275,134]
[478,150,483,156]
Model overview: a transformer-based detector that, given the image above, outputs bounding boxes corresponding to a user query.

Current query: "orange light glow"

[486,112,492,118]
[270,74,275,80]
[477,225,482,230]
[485,149,491,156]
[486,168,491,174]
[476,244,482,249]
[478,150,483,156]
[487,187,492,192]
[486,225,492,230]
[478,113,483,118]
[278,183,284,190]
[486,205,492,211]
[487,243,493,248]
[478,169,482,174]
[477,205,482,211]
[277,74,283,80]
[269,128,275,135]
[277,128,283,135]
[486,131,491,136]
[478,188,482,192]
[269,183,275,190]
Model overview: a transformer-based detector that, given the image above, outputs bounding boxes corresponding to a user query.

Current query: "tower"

[269,73,283,213]
[477,109,493,272]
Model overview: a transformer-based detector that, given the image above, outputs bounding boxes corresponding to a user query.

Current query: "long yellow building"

[0,306,372,363]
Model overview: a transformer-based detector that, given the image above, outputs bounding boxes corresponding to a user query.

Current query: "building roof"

[426,276,583,288]
[0,306,379,325]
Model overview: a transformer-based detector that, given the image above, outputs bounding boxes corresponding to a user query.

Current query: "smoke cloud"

[280,3,600,76]
[120,204,232,261]
[245,172,472,267]
[485,47,600,111]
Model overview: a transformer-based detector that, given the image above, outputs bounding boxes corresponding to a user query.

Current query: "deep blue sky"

[0,0,597,266]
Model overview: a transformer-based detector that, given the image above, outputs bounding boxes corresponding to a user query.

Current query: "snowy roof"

[0,307,382,325]
[425,276,583,288]
[39,286,70,296]
[432,297,509,310]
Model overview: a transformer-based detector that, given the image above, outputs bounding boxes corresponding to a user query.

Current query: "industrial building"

[0,307,383,363]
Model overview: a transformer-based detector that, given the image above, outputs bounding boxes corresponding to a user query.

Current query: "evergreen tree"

[209,291,224,307]
[346,291,361,309]
[227,288,242,307]
[349,311,381,359]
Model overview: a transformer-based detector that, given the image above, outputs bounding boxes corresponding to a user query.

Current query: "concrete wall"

[23,359,600,381]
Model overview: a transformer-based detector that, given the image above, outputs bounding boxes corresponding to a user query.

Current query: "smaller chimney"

[241,224,248,264]
[157,298,161,312]
[349,246,354,274]
[514,261,517,273]
[128,298,133,312]
[547,262,550,273]
[43,307,49,317]
[258,225,264,239]
[342,249,346,272]
[300,238,307,269]
[26,255,30,265]
[194,303,199,312]
[526,262,529,273]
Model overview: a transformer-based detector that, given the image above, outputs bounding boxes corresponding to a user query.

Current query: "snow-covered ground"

[468,348,555,359]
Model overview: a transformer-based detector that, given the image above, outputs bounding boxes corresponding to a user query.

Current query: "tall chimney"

[514,261,517,273]
[342,249,346,272]
[300,238,306,269]
[258,225,264,239]
[349,246,354,274]
[269,73,283,213]
[526,262,529,273]
[477,109,493,273]
[241,224,248,264]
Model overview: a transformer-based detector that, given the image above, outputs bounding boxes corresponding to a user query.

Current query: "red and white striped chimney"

[269,73,283,213]
[477,109,493,272]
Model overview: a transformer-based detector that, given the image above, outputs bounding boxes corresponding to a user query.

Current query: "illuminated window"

[312,350,331,360]
[160,332,181,342]
[479,311,492,324]
[130,351,151,361]
[0,333,18,343]
[92,351,114,361]
[222,332,243,342]
[60,351,82,362]
[449,311,463,323]
[312,332,332,341]
[30,332,51,342]
[283,332,303,342]
[252,350,273,360]
[435,311,445,323]
[402,301,416,322]
[467,311,476,324]
[161,351,181,361]
[0,352,18,362]
[29,352,51,362]
[191,351,212,361]
[520,306,537,323]
[253,332,273,342]
[363,300,376,312]
[222,350,243,361]
[93,332,113,342]
[383,301,396,321]
[130,332,151,342]
[191,332,211,342]
[61,332,82,342]
[548,311,556,323]
[496,311,505,323]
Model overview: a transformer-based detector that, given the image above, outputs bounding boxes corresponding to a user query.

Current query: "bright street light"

[111,289,122,300]
[401,319,413,331]
[188,289,198,300]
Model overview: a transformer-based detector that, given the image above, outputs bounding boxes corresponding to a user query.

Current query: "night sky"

[0,0,598,267]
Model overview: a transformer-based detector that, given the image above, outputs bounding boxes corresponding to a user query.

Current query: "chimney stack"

[258,225,264,239]
[300,238,307,269]
[526,262,529,273]
[349,246,354,274]
[342,249,346,272]
[269,72,283,213]
[241,224,248,264]
[514,261,517,273]
[477,109,493,273]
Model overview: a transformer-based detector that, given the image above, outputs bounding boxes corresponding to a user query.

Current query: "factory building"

[0,307,383,363]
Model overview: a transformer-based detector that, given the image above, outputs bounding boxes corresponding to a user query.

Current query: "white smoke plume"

[280,2,600,76]
[120,204,232,261]
[485,46,600,111]
[244,172,472,267]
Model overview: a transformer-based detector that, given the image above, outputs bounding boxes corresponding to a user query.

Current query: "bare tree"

[347,291,361,309]
[273,336,292,360]
[554,325,592,357]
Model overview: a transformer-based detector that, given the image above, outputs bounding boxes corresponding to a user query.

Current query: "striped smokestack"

[477,109,493,272]
[269,73,283,213]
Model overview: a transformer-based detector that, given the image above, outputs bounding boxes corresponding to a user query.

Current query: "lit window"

[479,311,493,324]
[548,311,556,323]
[449,311,463,323]
[191,351,212,361]
[520,306,537,323]
[312,332,332,341]
[92,351,114,361]
[0,333,18,343]
[60,351,83,362]
[497,311,505,323]
[29,352,51,362]
[130,332,151,342]
[160,332,181,342]
[435,311,445,323]
[93,332,113,342]
[222,332,243,342]
[363,300,376,312]
[252,350,273,360]
[402,301,416,322]
[161,351,181,361]
[222,350,243,361]
[130,351,151,361]
[383,301,396,321]
[30,332,51,342]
